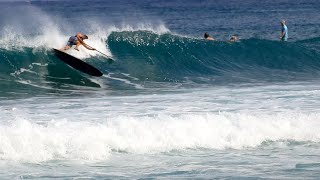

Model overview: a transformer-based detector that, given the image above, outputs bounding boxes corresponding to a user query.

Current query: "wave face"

[1,31,320,95]
[108,32,320,83]
[1,1,320,179]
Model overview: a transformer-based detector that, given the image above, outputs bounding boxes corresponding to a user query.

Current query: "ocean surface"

[1,0,320,179]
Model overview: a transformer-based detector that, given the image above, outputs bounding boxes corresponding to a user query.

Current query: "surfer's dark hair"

[83,35,88,39]
[204,32,209,38]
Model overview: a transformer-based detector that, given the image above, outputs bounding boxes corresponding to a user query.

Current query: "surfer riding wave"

[61,32,96,51]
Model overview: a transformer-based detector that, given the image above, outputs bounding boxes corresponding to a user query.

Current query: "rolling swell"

[108,31,320,83]
[0,31,320,95]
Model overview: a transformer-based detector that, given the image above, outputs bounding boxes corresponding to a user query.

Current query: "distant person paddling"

[204,32,215,40]
[62,32,96,51]
[280,20,288,41]
[229,35,239,42]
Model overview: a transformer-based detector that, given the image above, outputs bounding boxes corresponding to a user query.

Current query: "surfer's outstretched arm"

[75,33,95,51]
[82,42,96,51]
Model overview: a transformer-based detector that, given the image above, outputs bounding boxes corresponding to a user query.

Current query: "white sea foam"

[0,4,170,60]
[103,73,144,89]
[1,111,320,162]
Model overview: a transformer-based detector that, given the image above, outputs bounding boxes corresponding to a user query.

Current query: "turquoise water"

[1,0,320,179]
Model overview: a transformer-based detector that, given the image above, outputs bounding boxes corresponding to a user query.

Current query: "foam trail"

[103,73,144,89]
[1,112,320,162]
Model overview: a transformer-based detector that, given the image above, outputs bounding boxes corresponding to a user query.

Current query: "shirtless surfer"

[229,35,239,42]
[204,32,215,40]
[61,32,96,51]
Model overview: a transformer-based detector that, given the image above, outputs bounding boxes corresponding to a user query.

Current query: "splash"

[0,111,320,162]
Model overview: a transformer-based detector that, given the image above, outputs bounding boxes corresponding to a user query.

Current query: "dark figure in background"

[204,32,214,40]
[229,35,239,42]
[280,20,288,41]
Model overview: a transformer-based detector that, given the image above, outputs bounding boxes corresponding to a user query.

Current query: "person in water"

[61,32,96,51]
[204,32,214,40]
[229,35,239,42]
[280,20,288,41]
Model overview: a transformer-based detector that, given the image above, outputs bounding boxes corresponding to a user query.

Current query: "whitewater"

[1,0,320,179]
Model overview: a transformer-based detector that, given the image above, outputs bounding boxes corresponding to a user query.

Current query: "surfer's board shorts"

[66,36,78,46]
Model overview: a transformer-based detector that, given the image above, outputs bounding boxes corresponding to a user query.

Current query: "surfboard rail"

[53,48,103,77]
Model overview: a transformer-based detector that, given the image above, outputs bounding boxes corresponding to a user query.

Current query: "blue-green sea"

[1,0,320,179]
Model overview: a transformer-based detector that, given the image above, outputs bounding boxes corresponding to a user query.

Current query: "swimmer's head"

[204,32,209,38]
[281,20,286,25]
[230,35,238,41]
